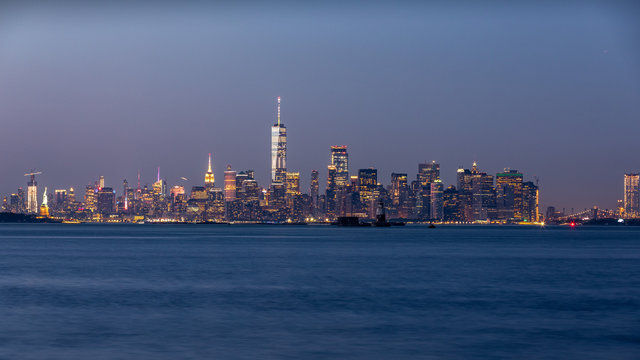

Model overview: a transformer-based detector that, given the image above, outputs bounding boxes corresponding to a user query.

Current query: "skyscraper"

[205,153,215,189]
[310,170,319,214]
[430,180,444,221]
[495,169,523,220]
[271,97,287,183]
[224,165,237,202]
[330,146,349,187]
[624,173,640,217]
[418,161,440,187]
[26,173,38,214]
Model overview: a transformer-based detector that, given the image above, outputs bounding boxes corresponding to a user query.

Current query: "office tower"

[443,185,462,222]
[122,180,129,211]
[310,170,319,214]
[326,165,338,217]
[358,168,378,217]
[54,189,67,211]
[391,173,409,218]
[97,187,115,215]
[1,196,7,212]
[205,153,215,189]
[417,161,440,187]
[85,185,97,212]
[205,188,225,221]
[495,169,523,220]
[271,97,287,183]
[268,182,286,211]
[330,146,349,186]
[430,180,444,221]
[189,186,208,214]
[285,172,301,208]
[39,187,49,217]
[522,181,539,222]
[624,173,640,217]
[99,176,105,189]
[224,165,237,202]
[26,174,38,213]
[170,186,185,202]
[456,167,473,221]
[471,165,495,221]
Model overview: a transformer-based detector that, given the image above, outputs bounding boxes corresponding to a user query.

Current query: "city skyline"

[1,2,639,211]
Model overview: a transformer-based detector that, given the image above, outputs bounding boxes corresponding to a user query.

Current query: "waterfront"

[0,224,638,359]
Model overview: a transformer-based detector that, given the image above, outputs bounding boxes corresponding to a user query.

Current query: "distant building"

[418,161,440,187]
[97,187,115,215]
[224,165,237,202]
[27,174,38,214]
[495,169,523,221]
[330,146,349,187]
[271,97,287,183]
[205,154,215,189]
[430,180,444,221]
[310,170,319,215]
[443,185,461,222]
[624,173,639,217]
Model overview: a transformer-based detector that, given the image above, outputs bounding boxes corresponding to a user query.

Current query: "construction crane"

[24,170,42,178]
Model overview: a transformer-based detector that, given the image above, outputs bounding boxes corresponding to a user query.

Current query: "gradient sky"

[0,1,638,211]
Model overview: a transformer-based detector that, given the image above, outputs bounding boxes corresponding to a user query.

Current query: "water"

[0,224,638,359]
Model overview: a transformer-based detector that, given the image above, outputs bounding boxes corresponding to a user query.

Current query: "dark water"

[0,224,638,359]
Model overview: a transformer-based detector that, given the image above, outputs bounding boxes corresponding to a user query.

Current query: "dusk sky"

[0,1,638,211]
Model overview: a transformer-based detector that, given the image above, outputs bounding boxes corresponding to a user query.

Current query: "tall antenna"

[137,170,141,192]
[277,96,281,126]
[208,153,212,173]
[157,167,160,182]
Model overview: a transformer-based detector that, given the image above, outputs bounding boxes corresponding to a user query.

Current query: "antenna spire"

[157,167,160,182]
[208,153,212,172]
[277,96,281,126]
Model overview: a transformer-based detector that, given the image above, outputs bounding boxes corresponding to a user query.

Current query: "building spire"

[157,167,160,183]
[277,96,281,126]
[208,153,212,173]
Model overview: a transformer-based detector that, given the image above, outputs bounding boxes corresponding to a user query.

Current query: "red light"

[570,222,575,227]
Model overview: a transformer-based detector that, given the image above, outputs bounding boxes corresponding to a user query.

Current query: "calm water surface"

[0,224,638,359]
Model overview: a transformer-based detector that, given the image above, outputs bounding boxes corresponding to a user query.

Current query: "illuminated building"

[271,97,287,183]
[85,185,97,212]
[224,165,237,202]
[99,176,105,189]
[624,173,639,217]
[285,172,300,207]
[205,188,225,221]
[268,182,286,211]
[443,185,461,222]
[418,161,440,187]
[326,165,338,217]
[330,146,349,186]
[205,153,215,189]
[391,173,409,218]
[495,169,523,220]
[170,186,185,202]
[54,189,67,211]
[189,186,208,214]
[456,167,473,221]
[310,170,319,214]
[430,180,444,221]
[358,168,378,218]
[39,187,49,217]
[97,187,115,215]
[10,189,24,214]
[522,181,539,222]
[26,174,38,214]
[472,165,495,221]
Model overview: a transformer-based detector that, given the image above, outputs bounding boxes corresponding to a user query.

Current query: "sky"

[0,1,638,211]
